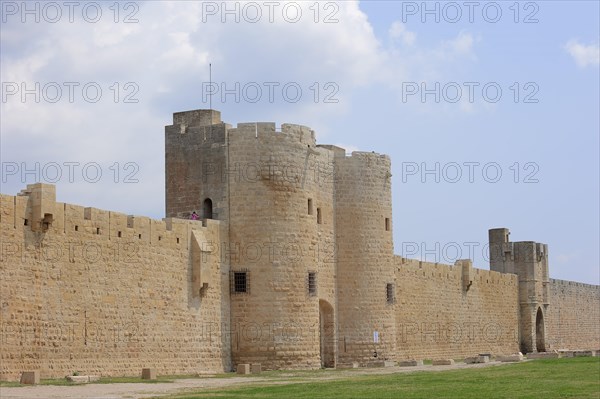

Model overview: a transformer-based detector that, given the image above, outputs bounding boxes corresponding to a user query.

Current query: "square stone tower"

[489,228,550,353]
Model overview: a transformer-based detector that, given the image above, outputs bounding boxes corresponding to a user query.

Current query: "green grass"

[161,357,600,399]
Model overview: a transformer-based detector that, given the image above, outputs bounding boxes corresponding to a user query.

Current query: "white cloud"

[445,31,475,55]
[564,40,600,68]
[0,1,484,213]
[389,21,416,46]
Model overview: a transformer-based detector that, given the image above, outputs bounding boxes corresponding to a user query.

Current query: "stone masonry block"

[527,352,559,359]
[432,359,455,366]
[20,371,40,385]
[142,368,157,380]
[497,353,524,362]
[465,356,490,364]
[237,364,250,375]
[399,360,423,367]
[66,375,90,384]
[250,363,261,374]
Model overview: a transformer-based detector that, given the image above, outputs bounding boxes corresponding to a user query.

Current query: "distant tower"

[165,109,228,221]
[489,228,550,353]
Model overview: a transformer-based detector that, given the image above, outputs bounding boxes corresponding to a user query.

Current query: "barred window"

[231,271,249,294]
[308,272,317,296]
[386,283,395,304]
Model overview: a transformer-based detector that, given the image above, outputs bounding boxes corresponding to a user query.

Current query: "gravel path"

[0,361,512,399]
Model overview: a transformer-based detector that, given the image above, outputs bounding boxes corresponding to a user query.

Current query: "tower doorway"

[535,307,546,352]
[203,198,213,219]
[319,299,335,368]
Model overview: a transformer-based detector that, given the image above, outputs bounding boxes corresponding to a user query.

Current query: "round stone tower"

[226,122,337,369]
[165,109,395,369]
[334,152,396,366]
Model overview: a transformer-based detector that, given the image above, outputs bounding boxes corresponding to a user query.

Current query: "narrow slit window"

[138,234,142,239]
[386,283,395,304]
[308,272,317,296]
[75,225,79,231]
[317,208,322,224]
[118,231,122,238]
[308,199,313,215]
[24,219,29,226]
[96,228,101,235]
[385,218,390,231]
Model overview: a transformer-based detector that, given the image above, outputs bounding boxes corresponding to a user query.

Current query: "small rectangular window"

[308,272,317,296]
[118,231,122,238]
[75,225,79,231]
[96,228,101,235]
[386,283,395,304]
[24,219,29,226]
[317,208,322,224]
[385,218,390,231]
[308,199,313,215]
[232,271,248,294]
[138,234,142,239]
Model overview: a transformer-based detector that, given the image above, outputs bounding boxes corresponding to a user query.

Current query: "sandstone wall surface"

[545,279,600,351]
[394,257,520,359]
[0,192,229,380]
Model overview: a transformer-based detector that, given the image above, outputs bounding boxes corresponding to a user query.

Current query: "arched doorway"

[203,198,213,219]
[319,300,335,368]
[535,307,546,352]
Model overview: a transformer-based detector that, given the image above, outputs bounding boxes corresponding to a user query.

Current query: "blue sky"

[1,1,598,284]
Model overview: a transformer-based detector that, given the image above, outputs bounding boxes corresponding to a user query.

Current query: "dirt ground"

[0,361,513,399]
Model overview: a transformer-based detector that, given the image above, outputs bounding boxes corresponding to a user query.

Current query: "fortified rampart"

[0,108,598,380]
[545,279,600,350]
[394,257,519,359]
[0,184,230,379]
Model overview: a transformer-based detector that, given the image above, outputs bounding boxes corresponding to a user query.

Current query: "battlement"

[395,256,517,287]
[1,184,221,251]
[229,121,316,146]
[489,228,549,273]
[550,278,600,290]
[345,151,390,161]
[173,109,221,128]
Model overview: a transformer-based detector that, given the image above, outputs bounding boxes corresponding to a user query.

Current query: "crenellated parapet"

[1,183,222,253]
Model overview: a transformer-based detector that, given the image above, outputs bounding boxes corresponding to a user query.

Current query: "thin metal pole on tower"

[209,63,212,110]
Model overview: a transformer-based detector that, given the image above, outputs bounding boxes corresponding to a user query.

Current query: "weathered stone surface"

[527,352,560,359]
[464,356,490,364]
[19,371,40,385]
[370,361,396,368]
[573,350,595,357]
[237,364,250,375]
[337,363,359,369]
[497,353,524,362]
[250,364,261,374]
[141,368,156,380]
[398,360,423,367]
[432,359,454,366]
[66,375,91,384]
